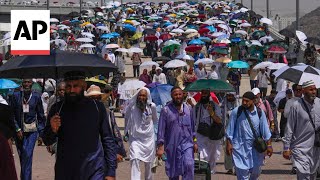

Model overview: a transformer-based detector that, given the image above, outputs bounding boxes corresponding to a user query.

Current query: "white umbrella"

[260,17,273,25]
[259,36,274,43]
[96,12,104,16]
[268,63,288,70]
[194,58,214,65]
[164,60,188,68]
[76,38,93,43]
[176,54,194,60]
[212,20,225,24]
[116,48,129,53]
[166,24,178,30]
[240,7,249,12]
[50,39,67,46]
[184,29,198,34]
[296,30,308,44]
[0,39,11,47]
[253,61,274,69]
[239,22,251,28]
[171,29,184,33]
[1,32,10,40]
[218,24,229,31]
[80,44,96,48]
[50,18,59,23]
[250,40,263,47]
[120,80,147,100]
[105,44,120,49]
[96,26,109,32]
[81,32,95,38]
[128,47,143,53]
[211,32,226,37]
[164,40,181,46]
[140,61,159,69]
[235,30,247,35]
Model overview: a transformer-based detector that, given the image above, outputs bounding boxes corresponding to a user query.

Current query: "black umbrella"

[67,11,80,18]
[153,56,171,62]
[143,28,156,35]
[306,37,320,45]
[279,29,295,38]
[0,50,117,79]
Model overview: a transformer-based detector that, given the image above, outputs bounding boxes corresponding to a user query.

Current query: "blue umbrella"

[199,37,212,43]
[227,60,249,69]
[96,23,105,27]
[0,79,20,89]
[123,24,136,32]
[110,32,120,37]
[101,34,115,39]
[231,37,242,43]
[187,25,198,30]
[150,84,173,106]
[163,22,172,28]
[71,19,80,23]
[206,26,216,32]
[188,39,205,45]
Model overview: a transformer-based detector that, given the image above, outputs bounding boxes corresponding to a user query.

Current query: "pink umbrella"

[267,46,287,54]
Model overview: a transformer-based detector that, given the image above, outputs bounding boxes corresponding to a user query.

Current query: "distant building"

[273,17,296,31]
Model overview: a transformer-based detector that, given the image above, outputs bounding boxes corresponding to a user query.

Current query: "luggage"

[194,154,211,180]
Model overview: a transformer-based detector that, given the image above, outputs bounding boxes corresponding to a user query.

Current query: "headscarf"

[41,92,50,116]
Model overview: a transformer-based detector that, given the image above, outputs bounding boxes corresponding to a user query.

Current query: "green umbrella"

[251,31,266,39]
[213,48,229,55]
[162,44,180,53]
[239,40,250,46]
[8,78,42,92]
[184,79,235,92]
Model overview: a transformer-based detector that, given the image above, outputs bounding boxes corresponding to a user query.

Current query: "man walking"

[283,80,320,179]
[10,79,46,180]
[125,87,157,180]
[157,87,197,180]
[257,69,269,98]
[226,91,273,180]
[194,89,223,174]
[278,89,293,138]
[42,71,117,180]
[252,88,274,129]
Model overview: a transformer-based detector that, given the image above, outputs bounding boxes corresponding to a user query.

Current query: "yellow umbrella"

[124,20,134,25]
[80,22,91,27]
[129,32,142,40]
[216,57,232,63]
[169,13,177,17]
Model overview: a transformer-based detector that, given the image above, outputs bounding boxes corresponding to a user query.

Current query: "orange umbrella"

[193,92,220,104]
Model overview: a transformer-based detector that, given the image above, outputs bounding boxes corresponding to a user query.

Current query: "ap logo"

[11,10,50,55]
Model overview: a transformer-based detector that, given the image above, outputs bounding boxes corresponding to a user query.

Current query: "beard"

[65,91,84,104]
[200,96,210,104]
[172,98,183,106]
[136,99,147,110]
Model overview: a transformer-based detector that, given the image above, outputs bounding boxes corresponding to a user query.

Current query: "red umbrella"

[213,43,228,47]
[61,21,71,25]
[193,92,220,104]
[145,35,158,41]
[199,24,209,29]
[198,28,210,34]
[159,33,172,41]
[185,45,202,52]
[198,14,206,19]
[267,46,287,54]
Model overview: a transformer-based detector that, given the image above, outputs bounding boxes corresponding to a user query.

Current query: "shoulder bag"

[301,99,320,147]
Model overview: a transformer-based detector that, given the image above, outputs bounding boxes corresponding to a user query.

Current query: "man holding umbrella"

[10,79,46,180]
[42,71,117,180]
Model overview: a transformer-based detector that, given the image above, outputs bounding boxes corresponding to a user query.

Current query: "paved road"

[13,55,297,180]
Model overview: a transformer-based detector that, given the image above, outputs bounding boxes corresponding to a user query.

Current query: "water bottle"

[161,153,167,161]
[123,133,129,142]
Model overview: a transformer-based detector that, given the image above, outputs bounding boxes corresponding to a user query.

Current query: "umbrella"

[101,34,115,39]
[260,17,273,25]
[120,80,146,100]
[123,24,137,32]
[239,22,251,27]
[153,56,171,62]
[150,84,173,106]
[185,45,202,52]
[198,28,210,34]
[176,54,194,60]
[273,65,320,87]
[82,32,95,38]
[185,29,198,34]
[212,48,229,55]
[185,79,234,92]
[267,46,287,54]
[279,29,295,38]
[199,37,212,43]
[186,32,199,38]
[227,61,249,69]
[194,58,214,65]
[128,47,143,53]
[268,63,288,70]
[116,48,129,53]
[259,36,274,44]
[252,31,266,39]
[85,77,107,87]
[193,92,219,104]
[235,30,247,35]
[159,33,172,41]
[0,79,20,89]
[250,40,263,47]
[140,61,159,69]
[306,37,320,45]
[296,31,308,44]
[145,35,158,41]
[215,57,231,63]
[50,18,59,23]
[253,61,274,70]
[188,39,205,45]
[164,40,180,46]
[143,28,156,35]
[171,28,184,34]
[0,50,117,78]
[80,44,96,48]
[76,38,93,43]
[105,44,120,49]
[146,82,161,89]
[164,60,187,68]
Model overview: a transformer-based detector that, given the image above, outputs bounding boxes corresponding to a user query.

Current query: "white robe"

[152,73,167,84]
[125,103,157,162]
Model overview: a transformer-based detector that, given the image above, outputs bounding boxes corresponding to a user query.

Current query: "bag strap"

[243,109,259,139]
[263,100,269,120]
[301,98,316,130]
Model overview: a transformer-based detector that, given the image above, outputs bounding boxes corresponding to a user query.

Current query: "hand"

[270,123,275,132]
[283,150,291,160]
[187,98,194,107]
[207,104,215,115]
[105,176,115,180]
[116,154,123,162]
[226,142,233,156]
[266,147,273,157]
[46,145,54,154]
[193,143,198,153]
[156,145,164,158]
[50,114,61,133]
[17,130,23,140]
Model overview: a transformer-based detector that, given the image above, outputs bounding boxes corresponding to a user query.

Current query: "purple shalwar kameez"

[157,102,195,180]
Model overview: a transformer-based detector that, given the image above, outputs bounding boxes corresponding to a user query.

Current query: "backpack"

[236,105,262,120]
